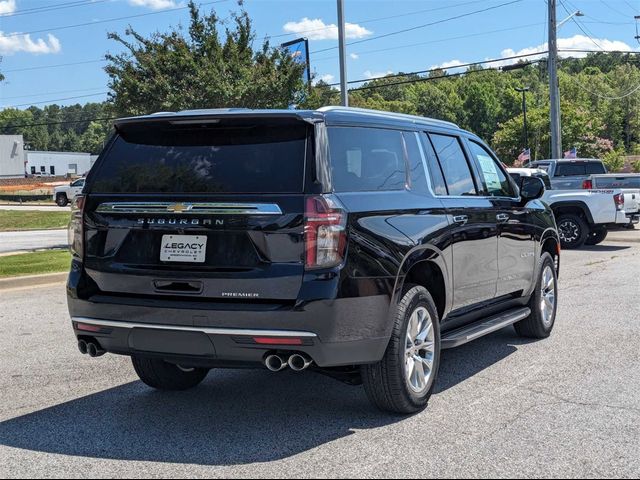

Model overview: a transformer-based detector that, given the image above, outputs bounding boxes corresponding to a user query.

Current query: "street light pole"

[515,87,530,150]
[337,0,348,106]
[548,0,562,159]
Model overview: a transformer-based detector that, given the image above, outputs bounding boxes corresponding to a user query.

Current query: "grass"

[0,250,71,278]
[0,210,70,232]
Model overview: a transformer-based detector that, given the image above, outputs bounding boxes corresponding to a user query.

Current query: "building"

[26,150,93,177]
[0,135,26,178]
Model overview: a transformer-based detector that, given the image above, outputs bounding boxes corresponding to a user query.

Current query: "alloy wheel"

[540,265,556,326]
[404,306,435,394]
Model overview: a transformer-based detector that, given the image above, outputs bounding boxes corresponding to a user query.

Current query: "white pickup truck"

[53,178,85,207]
[509,168,640,248]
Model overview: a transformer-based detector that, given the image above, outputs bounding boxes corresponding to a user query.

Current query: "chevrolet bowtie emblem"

[167,203,190,213]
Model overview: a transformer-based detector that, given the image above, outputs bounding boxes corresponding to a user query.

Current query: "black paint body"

[68,108,559,368]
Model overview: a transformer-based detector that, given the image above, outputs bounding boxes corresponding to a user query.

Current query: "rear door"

[83,116,311,302]
[426,132,498,310]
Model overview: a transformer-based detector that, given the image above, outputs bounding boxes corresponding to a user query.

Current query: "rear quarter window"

[328,127,407,192]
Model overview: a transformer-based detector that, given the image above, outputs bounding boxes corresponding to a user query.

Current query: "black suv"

[68,107,560,414]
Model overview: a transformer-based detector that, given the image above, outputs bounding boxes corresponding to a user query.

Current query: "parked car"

[68,107,560,414]
[509,168,639,247]
[584,173,640,190]
[526,158,607,190]
[53,178,85,206]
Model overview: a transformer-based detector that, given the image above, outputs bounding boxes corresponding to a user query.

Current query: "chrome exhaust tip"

[265,354,287,372]
[288,354,313,372]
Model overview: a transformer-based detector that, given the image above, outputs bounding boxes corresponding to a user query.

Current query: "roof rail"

[317,106,459,129]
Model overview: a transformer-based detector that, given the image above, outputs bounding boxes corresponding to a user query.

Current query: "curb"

[0,272,67,290]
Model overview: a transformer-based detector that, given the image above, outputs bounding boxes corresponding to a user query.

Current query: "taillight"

[614,193,624,211]
[582,179,592,189]
[69,195,85,258]
[304,195,347,269]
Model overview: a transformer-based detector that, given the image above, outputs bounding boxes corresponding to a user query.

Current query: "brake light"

[614,193,624,211]
[304,195,347,269]
[253,337,304,346]
[582,179,592,189]
[69,195,86,258]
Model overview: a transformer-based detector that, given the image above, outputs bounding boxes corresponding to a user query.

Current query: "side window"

[429,133,477,196]
[419,133,448,195]
[468,140,515,197]
[402,132,430,194]
[328,127,407,192]
[72,179,84,187]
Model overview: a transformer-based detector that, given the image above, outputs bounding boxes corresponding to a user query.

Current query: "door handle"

[496,213,510,222]
[452,215,469,225]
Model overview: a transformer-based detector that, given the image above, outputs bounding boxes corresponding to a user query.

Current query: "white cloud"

[431,35,638,72]
[498,35,636,65]
[0,32,62,55]
[0,0,16,15]
[128,0,178,10]
[283,18,372,41]
[314,73,335,85]
[363,70,393,80]
[429,59,465,70]
[350,53,359,60]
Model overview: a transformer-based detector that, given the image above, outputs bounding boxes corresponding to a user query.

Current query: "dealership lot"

[1,236,639,478]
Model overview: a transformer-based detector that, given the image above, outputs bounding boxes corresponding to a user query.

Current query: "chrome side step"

[441,307,531,349]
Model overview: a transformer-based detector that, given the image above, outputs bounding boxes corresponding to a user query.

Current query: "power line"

[267,0,488,40]
[1,0,111,18]
[567,76,640,100]
[2,59,106,74]
[348,59,548,93]
[310,0,524,55]
[312,22,545,63]
[559,0,605,51]
[3,92,108,109]
[329,51,550,87]
[1,87,107,101]
[2,0,229,38]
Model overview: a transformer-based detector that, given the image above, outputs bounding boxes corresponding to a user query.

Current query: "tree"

[105,1,307,116]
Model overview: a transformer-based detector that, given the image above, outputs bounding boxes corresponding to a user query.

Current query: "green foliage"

[0,103,112,154]
[632,160,640,173]
[602,148,626,173]
[105,1,306,116]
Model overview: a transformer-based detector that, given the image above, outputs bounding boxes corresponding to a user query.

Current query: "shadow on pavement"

[0,328,531,465]
[579,245,631,252]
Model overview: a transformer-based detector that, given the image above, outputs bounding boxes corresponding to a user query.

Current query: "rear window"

[328,127,407,192]
[556,162,606,176]
[90,122,308,193]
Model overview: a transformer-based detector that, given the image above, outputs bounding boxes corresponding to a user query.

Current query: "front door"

[465,139,537,297]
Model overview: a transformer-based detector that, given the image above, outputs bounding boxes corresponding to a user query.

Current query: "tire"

[585,227,608,246]
[556,214,588,249]
[56,193,69,207]
[132,356,209,391]
[362,285,441,414]
[515,252,558,339]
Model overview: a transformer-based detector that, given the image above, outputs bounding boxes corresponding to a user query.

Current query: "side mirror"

[519,176,545,203]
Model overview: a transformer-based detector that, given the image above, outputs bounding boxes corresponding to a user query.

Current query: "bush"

[602,148,626,173]
[632,160,640,173]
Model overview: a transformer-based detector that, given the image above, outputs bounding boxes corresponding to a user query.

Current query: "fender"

[524,227,561,297]
[549,200,594,225]
[389,243,453,321]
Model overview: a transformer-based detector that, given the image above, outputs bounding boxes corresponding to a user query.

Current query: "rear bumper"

[615,211,638,224]
[70,316,388,368]
[67,268,394,368]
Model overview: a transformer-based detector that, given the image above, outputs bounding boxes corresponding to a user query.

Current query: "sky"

[0,0,639,110]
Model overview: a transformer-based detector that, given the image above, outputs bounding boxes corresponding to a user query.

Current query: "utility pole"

[515,87,530,150]
[337,0,348,106]
[548,0,562,159]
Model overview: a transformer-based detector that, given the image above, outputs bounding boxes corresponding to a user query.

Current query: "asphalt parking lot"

[1,234,639,478]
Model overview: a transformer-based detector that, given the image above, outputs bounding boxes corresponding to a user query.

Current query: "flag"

[515,148,531,166]
[564,147,577,159]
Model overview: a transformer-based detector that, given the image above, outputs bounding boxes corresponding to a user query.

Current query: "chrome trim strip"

[71,317,317,338]
[96,202,283,215]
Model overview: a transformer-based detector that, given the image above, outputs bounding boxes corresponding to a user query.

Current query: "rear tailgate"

[82,116,312,302]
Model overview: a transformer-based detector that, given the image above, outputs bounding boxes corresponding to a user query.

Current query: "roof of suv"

[533,158,602,163]
[113,106,462,132]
